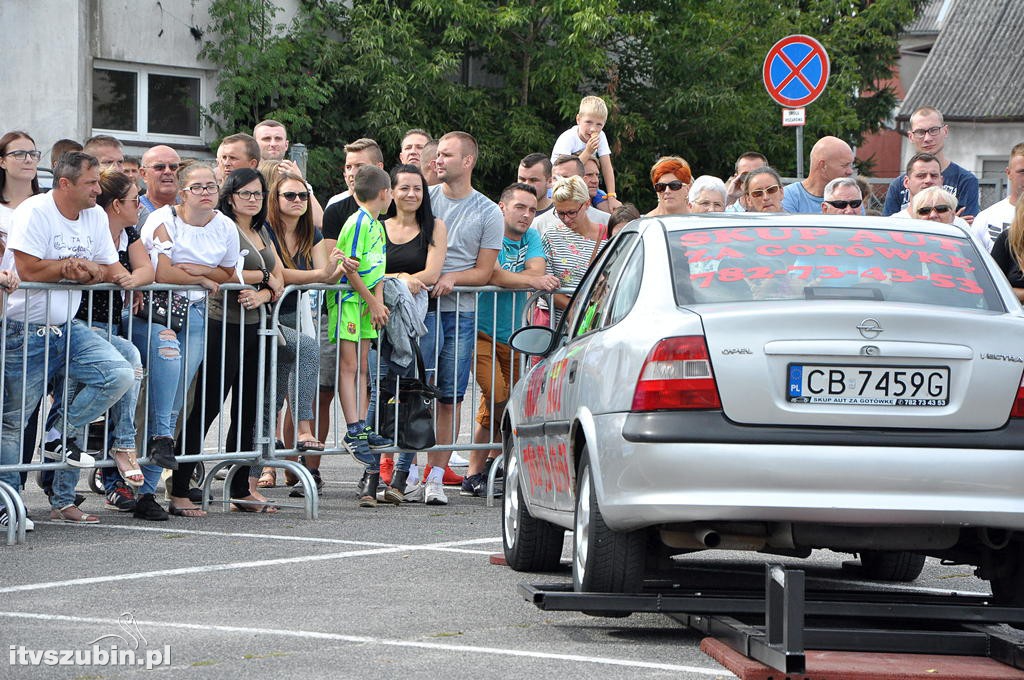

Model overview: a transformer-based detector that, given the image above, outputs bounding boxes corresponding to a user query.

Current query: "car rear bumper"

[591,412,1024,532]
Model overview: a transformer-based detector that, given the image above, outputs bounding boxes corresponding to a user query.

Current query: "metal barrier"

[0,279,566,540]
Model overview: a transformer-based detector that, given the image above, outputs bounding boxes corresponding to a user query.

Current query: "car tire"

[859,550,926,582]
[989,542,1024,607]
[573,447,646,615]
[502,437,565,572]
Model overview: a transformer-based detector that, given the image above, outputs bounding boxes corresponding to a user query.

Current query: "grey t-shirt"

[429,185,503,312]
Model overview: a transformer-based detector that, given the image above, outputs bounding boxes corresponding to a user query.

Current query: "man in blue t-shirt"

[464,183,558,497]
[882,106,980,221]
[782,136,855,214]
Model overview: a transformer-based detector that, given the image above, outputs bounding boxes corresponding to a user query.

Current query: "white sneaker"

[448,452,470,468]
[24,517,34,532]
[424,478,448,505]
[403,481,424,503]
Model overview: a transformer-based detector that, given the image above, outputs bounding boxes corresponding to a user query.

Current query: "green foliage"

[203,0,925,204]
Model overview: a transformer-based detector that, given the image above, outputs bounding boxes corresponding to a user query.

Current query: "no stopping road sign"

[763,35,830,108]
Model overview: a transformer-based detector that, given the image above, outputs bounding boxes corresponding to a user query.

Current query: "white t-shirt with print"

[1,193,119,324]
[551,126,611,162]
[140,205,240,301]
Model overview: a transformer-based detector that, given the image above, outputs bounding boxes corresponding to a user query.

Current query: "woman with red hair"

[646,156,693,216]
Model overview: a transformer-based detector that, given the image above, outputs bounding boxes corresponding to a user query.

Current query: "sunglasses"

[824,199,863,210]
[654,180,685,193]
[146,162,181,172]
[916,204,951,216]
[280,191,310,202]
[748,184,781,199]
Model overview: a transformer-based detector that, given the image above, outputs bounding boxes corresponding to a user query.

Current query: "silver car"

[502,213,1024,605]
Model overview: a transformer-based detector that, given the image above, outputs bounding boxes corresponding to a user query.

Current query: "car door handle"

[568,361,578,383]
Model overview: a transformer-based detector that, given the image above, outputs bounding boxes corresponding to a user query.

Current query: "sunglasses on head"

[916,204,951,216]
[654,180,685,193]
[748,184,781,199]
[825,199,863,210]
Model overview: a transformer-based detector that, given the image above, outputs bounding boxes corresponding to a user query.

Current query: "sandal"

[50,504,100,524]
[231,496,280,514]
[168,504,207,518]
[296,439,325,452]
[110,447,145,488]
[256,468,277,488]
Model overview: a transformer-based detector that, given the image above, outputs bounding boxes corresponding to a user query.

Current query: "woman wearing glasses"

[139,161,240,518]
[543,175,608,325]
[177,167,284,513]
[256,172,336,495]
[0,131,42,249]
[646,156,692,217]
[743,167,786,213]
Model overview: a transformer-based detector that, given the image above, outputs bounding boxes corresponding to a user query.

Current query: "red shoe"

[380,456,395,485]
[423,464,464,486]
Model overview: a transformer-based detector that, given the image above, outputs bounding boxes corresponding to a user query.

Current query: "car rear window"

[668,225,1003,311]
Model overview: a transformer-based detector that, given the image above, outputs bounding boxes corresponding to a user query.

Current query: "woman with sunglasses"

[646,156,692,217]
[543,175,608,325]
[0,130,42,250]
[178,167,284,514]
[990,199,1024,303]
[910,186,958,226]
[743,167,786,213]
[256,172,336,495]
[139,161,240,519]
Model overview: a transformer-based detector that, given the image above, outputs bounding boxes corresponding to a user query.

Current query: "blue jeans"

[1,320,134,510]
[366,347,415,473]
[420,311,475,405]
[128,303,206,495]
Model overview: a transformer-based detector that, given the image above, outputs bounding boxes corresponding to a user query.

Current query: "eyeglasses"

[234,190,265,201]
[185,183,219,195]
[824,199,863,210]
[694,200,724,210]
[280,191,310,202]
[910,126,944,140]
[654,180,685,193]
[916,204,951,216]
[146,162,180,172]
[3,150,42,162]
[554,203,585,219]
[748,184,781,199]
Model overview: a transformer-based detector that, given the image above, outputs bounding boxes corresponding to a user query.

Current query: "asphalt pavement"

[0,450,998,679]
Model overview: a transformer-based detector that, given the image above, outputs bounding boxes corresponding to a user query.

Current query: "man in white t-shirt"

[974,142,1024,250]
[0,152,135,527]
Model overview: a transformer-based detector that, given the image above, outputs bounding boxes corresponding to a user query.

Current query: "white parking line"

[0,611,733,676]
[0,536,501,595]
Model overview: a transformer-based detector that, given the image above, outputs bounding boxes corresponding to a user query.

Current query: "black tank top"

[385,227,428,275]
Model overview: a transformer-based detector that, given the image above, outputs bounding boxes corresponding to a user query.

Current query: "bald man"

[137,144,182,227]
[782,136,855,214]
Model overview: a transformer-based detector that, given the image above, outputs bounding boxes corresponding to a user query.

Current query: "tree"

[202,0,925,205]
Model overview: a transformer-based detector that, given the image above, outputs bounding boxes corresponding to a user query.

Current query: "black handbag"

[378,351,439,451]
[136,290,188,332]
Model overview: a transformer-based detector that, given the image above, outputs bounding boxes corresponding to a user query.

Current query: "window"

[93,65,202,139]
[568,233,639,338]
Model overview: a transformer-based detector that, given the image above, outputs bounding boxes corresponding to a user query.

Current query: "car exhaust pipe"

[979,528,1013,550]
[695,528,766,551]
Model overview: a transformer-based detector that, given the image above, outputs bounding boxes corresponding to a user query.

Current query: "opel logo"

[857,318,883,339]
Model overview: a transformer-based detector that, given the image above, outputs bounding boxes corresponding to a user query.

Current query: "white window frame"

[92,61,206,145]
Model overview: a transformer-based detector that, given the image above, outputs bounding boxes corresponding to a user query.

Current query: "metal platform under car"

[519,565,1024,674]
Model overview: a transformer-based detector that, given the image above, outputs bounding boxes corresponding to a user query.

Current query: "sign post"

[763,35,830,180]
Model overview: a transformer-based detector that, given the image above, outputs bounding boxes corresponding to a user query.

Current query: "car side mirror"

[509,325,556,356]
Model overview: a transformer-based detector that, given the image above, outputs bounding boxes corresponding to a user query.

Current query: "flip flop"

[296,439,325,452]
[110,448,145,488]
[168,505,207,518]
[256,468,277,488]
[231,497,280,514]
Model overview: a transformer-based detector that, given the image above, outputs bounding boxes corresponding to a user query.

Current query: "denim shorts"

[420,311,475,405]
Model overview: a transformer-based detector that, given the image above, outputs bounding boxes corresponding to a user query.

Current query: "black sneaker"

[460,473,486,497]
[363,426,391,450]
[290,471,324,498]
[43,438,96,468]
[148,436,178,471]
[0,508,34,531]
[133,493,169,521]
[105,483,137,512]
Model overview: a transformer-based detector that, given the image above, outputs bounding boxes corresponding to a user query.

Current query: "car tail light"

[631,336,721,411]
[1011,372,1024,418]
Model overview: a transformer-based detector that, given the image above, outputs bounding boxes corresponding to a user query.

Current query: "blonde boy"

[326,165,391,505]
[551,96,618,205]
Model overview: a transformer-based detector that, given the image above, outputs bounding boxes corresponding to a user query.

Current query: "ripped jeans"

[129,303,206,495]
